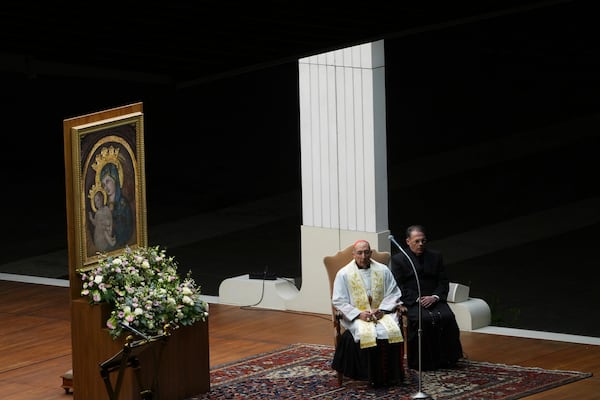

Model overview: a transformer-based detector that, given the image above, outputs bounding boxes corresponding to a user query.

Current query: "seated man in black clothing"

[390,225,463,370]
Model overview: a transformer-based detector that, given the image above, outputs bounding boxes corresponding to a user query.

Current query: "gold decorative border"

[64,103,147,298]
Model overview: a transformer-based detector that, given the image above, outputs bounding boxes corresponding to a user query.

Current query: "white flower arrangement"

[79,245,209,339]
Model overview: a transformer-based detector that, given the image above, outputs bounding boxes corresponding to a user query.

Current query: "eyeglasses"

[355,250,371,256]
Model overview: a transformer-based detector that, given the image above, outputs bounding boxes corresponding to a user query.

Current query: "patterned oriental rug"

[187,343,592,400]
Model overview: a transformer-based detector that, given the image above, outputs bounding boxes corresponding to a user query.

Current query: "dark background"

[1,2,599,336]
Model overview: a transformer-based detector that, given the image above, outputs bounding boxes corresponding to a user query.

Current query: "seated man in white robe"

[331,240,404,387]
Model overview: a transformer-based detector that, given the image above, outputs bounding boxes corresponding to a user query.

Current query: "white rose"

[182,286,193,296]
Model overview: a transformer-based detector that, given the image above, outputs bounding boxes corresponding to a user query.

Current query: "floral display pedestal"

[70,299,209,400]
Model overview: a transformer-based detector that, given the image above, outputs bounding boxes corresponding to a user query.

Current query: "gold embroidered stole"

[347,263,403,348]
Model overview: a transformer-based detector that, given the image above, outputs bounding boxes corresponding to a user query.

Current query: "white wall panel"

[360,42,371,68]
[352,44,362,69]
[335,66,348,230]
[343,61,356,230]
[372,66,388,229]
[361,68,377,232]
[326,49,336,66]
[370,40,385,68]
[317,52,327,66]
[352,66,365,231]
[290,40,390,314]
[333,48,344,66]
[309,63,322,226]
[343,47,353,68]
[299,40,388,233]
[326,64,339,228]
[317,63,329,227]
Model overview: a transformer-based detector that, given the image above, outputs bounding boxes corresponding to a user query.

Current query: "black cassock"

[332,330,404,387]
[391,247,463,370]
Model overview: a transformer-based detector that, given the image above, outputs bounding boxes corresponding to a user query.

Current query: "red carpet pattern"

[188,343,592,400]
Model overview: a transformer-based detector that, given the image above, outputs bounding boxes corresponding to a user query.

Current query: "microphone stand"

[389,234,432,400]
[119,322,151,341]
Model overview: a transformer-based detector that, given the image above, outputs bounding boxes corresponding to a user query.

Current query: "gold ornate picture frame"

[64,103,147,294]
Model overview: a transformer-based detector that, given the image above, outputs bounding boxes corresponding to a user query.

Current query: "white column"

[285,40,390,314]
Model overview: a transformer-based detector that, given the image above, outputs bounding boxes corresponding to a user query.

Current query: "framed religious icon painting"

[64,103,147,295]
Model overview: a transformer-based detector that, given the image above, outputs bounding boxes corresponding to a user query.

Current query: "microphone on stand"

[389,234,432,400]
